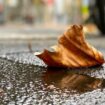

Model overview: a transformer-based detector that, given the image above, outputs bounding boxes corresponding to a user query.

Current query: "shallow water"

[0,52,105,105]
[0,39,105,105]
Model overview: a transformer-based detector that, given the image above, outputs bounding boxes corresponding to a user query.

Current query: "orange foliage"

[35,25,104,68]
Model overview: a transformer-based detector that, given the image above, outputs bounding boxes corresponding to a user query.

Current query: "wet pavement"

[0,37,105,105]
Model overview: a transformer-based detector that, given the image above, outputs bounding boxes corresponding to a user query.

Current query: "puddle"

[43,68,105,93]
[0,58,105,105]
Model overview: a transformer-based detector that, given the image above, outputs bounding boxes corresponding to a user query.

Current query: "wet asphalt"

[0,36,105,105]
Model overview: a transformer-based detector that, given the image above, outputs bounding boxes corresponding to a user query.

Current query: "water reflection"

[0,58,105,104]
[43,68,105,93]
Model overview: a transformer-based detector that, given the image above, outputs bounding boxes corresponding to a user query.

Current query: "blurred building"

[0,0,90,25]
[0,0,5,23]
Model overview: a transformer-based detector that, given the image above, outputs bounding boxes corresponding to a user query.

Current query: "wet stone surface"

[0,39,105,105]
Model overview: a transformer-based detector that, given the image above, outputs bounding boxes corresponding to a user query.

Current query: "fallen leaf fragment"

[35,25,104,68]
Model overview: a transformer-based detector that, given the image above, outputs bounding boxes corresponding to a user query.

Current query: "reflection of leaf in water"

[43,68,105,93]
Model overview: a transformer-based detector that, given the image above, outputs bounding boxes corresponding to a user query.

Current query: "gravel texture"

[0,37,105,105]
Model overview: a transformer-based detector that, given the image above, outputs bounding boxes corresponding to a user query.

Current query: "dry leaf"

[35,25,104,68]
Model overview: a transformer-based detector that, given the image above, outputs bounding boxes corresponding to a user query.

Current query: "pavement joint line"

[0,34,59,40]
[0,33,99,40]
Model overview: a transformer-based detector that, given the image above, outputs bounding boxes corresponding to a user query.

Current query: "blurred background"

[0,0,104,39]
[0,1,105,104]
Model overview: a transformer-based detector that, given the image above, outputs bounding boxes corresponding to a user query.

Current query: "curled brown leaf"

[35,25,104,68]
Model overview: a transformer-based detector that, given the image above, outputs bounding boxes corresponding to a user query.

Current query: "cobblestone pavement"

[0,36,105,105]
